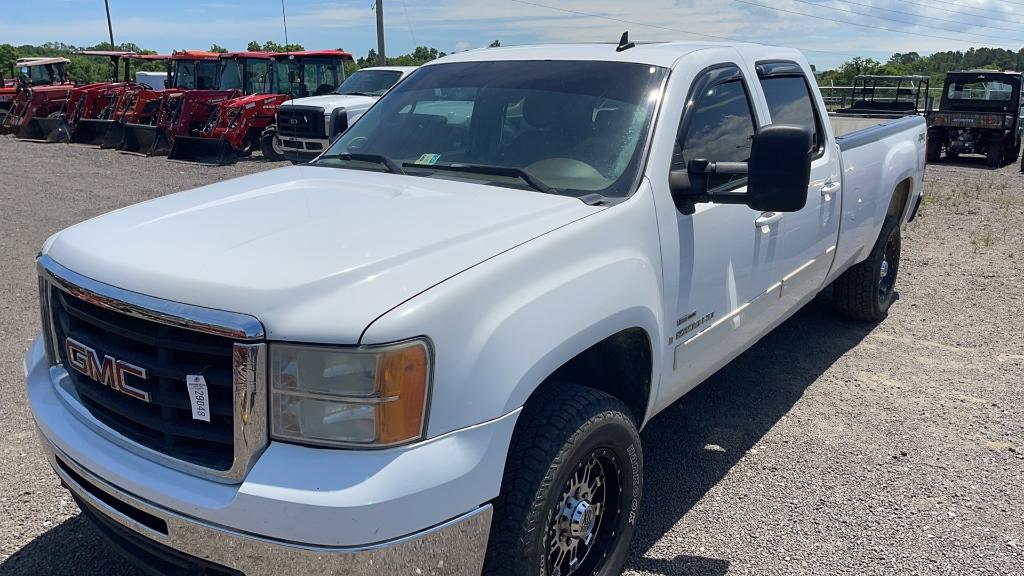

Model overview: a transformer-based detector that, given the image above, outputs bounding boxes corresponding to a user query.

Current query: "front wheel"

[259,128,284,161]
[832,215,901,321]
[483,384,642,576]
[926,137,942,163]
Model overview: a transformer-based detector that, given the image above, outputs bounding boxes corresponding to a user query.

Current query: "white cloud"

[454,40,471,52]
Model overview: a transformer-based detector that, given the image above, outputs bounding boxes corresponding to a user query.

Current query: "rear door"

[753,61,841,308]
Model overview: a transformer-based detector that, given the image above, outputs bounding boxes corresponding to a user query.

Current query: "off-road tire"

[987,138,1005,167]
[259,129,284,161]
[926,137,942,163]
[483,384,643,576]
[832,215,901,322]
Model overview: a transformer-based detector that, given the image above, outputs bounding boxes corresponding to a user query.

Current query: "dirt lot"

[0,135,1021,575]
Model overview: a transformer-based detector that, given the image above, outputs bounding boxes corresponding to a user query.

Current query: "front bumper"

[278,135,329,160]
[26,335,518,574]
[41,438,491,576]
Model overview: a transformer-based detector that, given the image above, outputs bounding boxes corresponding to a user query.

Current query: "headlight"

[270,339,430,448]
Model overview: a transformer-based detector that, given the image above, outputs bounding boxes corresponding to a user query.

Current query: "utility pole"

[375,0,386,65]
[281,0,290,47]
[104,0,115,48]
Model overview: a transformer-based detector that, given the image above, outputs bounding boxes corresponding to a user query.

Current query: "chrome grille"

[38,256,267,483]
[277,106,325,138]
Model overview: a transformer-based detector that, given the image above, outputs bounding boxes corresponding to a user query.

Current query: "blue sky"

[3,1,1024,69]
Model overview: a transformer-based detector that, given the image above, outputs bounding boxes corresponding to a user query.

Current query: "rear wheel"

[987,137,1005,167]
[832,215,901,322]
[259,129,284,161]
[483,384,642,576]
[926,137,942,163]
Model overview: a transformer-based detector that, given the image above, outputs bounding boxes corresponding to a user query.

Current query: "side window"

[759,74,824,154]
[676,78,757,191]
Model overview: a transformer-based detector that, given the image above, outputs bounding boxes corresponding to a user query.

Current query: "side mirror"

[671,124,813,215]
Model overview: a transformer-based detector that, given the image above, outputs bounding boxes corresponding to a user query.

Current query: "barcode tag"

[186,375,211,422]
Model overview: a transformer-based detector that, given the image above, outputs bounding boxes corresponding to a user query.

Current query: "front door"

[661,64,787,405]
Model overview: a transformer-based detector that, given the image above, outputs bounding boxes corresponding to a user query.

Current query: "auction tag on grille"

[186,375,211,423]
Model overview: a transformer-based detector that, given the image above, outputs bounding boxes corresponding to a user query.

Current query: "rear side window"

[759,75,824,153]
[676,79,757,191]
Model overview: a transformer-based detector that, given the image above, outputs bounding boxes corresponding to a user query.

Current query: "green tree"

[246,41,305,53]
[489,40,501,48]
[210,44,229,53]
[0,44,20,79]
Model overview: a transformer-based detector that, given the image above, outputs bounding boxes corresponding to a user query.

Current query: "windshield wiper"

[337,91,378,97]
[331,153,405,175]
[401,163,556,195]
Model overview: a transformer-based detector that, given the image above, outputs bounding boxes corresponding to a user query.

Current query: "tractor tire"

[260,129,284,161]
[926,137,942,163]
[986,138,1005,167]
[832,215,901,322]
[482,384,642,576]
[1005,141,1020,165]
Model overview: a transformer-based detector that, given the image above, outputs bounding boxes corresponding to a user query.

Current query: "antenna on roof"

[616,31,635,52]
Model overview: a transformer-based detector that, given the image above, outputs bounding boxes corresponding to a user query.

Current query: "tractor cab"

[36,51,139,143]
[11,57,72,86]
[272,51,348,98]
[0,57,75,138]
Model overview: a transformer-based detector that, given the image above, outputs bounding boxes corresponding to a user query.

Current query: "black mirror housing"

[670,124,813,214]
[746,124,813,212]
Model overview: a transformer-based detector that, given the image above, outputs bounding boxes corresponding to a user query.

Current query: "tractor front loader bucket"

[168,136,238,165]
[70,119,114,146]
[33,116,70,142]
[100,121,126,149]
[118,123,163,155]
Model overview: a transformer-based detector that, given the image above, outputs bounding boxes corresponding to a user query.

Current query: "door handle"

[754,211,783,229]
[820,181,840,200]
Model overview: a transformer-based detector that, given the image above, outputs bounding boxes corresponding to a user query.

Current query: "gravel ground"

[0,136,1021,575]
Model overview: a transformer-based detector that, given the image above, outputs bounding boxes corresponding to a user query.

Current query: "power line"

[730,0,1024,49]
[832,0,1024,34]
[787,0,1021,45]
[506,0,862,58]
[903,0,1024,26]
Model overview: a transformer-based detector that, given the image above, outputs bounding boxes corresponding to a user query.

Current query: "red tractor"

[1,57,73,121]
[116,50,225,154]
[120,51,274,155]
[36,50,141,143]
[0,57,74,139]
[168,50,351,164]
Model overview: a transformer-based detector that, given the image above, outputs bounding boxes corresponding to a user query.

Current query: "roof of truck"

[124,53,172,60]
[430,41,802,68]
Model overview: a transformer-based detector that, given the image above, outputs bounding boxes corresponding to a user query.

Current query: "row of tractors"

[0,49,351,164]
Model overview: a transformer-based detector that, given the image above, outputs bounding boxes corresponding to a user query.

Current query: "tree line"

[1,40,501,84]
[815,47,1024,87]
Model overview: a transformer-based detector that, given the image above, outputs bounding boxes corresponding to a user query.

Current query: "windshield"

[173,60,218,90]
[335,69,403,96]
[21,63,66,85]
[947,77,1017,102]
[274,57,343,97]
[317,61,667,200]
[220,58,272,94]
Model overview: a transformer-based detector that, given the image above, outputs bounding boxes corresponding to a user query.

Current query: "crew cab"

[26,41,925,576]
[927,69,1023,166]
[269,65,416,161]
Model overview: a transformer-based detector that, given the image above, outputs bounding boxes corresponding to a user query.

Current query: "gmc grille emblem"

[65,338,152,403]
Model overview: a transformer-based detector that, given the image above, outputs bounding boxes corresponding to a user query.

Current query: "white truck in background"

[263,66,416,162]
[27,41,925,576]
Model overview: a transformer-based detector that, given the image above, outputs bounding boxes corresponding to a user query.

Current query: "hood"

[280,93,377,113]
[46,166,598,344]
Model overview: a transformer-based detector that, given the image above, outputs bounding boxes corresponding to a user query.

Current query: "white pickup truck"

[27,41,926,576]
[268,66,416,162]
